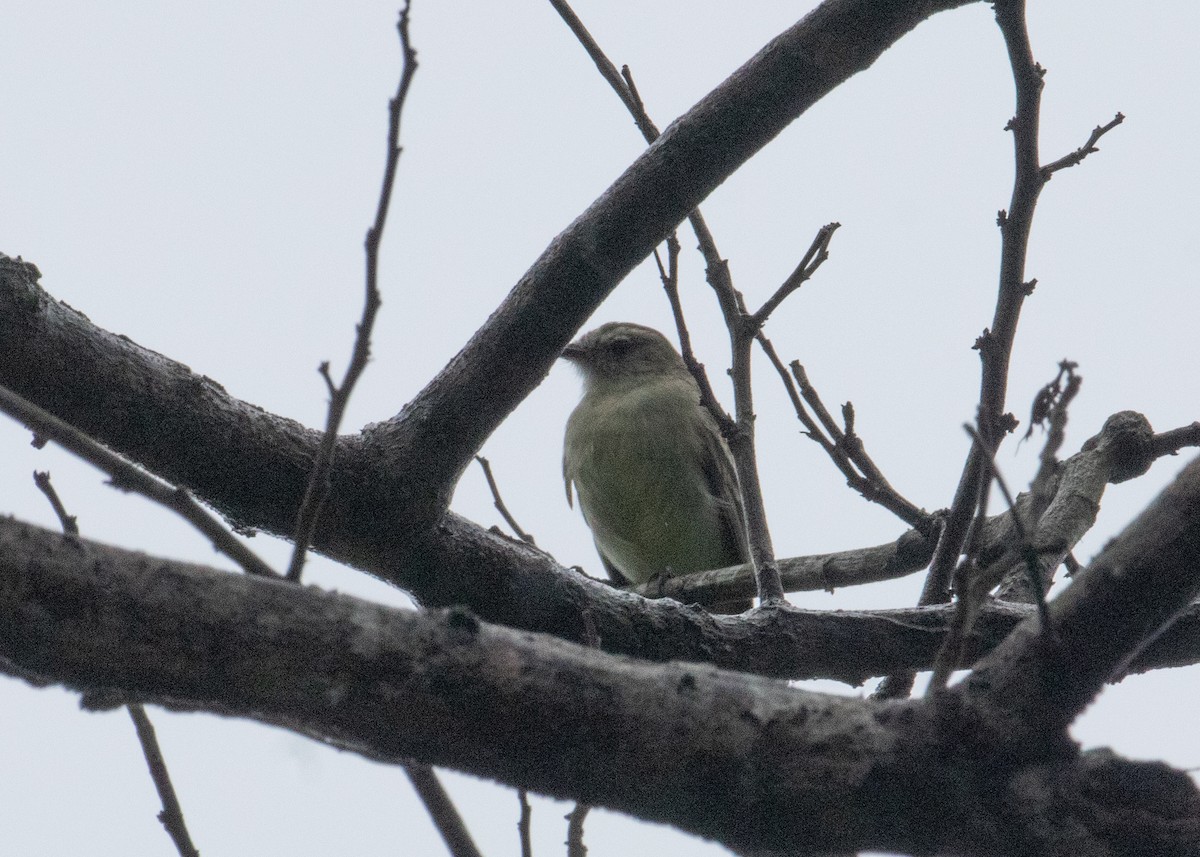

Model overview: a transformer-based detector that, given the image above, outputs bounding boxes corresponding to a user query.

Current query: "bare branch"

[1041,112,1125,177]
[751,221,840,325]
[768,353,931,530]
[517,789,533,857]
[928,422,1056,694]
[566,804,590,857]
[32,470,78,535]
[31,469,201,857]
[3,504,1199,854]
[656,234,731,428]
[727,321,785,604]
[889,1,1125,699]
[128,704,201,857]
[994,360,1083,601]
[917,0,1048,612]
[4,500,1200,692]
[1150,420,1200,460]
[955,453,1200,748]
[475,456,537,545]
[403,763,484,857]
[287,3,419,582]
[0,383,278,578]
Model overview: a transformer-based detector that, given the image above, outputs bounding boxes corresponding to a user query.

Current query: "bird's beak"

[560,340,586,363]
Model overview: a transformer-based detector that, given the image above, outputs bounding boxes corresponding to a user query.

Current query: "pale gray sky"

[2,2,1197,855]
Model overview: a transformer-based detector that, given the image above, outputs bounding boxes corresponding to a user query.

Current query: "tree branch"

[127,704,201,857]
[29,468,201,857]
[0,380,278,579]
[955,453,1200,752]
[286,2,419,582]
[4,501,1199,695]
[2,506,1198,855]
[403,763,484,857]
[631,412,1186,610]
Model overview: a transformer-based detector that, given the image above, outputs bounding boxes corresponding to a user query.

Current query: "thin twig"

[928,423,1058,693]
[560,610,602,855]
[32,470,78,535]
[656,233,730,428]
[128,704,201,857]
[546,0,652,140]
[1041,113,1125,177]
[984,442,1052,628]
[286,2,419,582]
[0,383,278,578]
[751,222,841,325]
[921,0,1050,602]
[547,0,745,391]
[993,362,1082,602]
[943,416,1071,692]
[403,763,484,857]
[475,455,537,544]
[566,804,590,857]
[789,361,846,445]
[517,788,533,857]
[780,356,931,530]
[727,312,785,604]
[928,424,1000,694]
[275,10,479,855]
[31,470,200,857]
[1028,361,1082,522]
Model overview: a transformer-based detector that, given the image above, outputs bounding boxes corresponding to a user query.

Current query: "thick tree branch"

[955,453,1200,751]
[0,255,943,667]
[1,511,1198,855]
[3,509,1199,693]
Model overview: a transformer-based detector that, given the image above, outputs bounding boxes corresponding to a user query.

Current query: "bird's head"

[561,322,688,387]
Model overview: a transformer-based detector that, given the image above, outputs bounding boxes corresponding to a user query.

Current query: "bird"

[561,321,751,613]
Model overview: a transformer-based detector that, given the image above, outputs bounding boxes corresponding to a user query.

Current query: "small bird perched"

[561,322,751,613]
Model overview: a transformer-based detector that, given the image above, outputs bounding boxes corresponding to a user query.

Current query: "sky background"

[2,2,1198,855]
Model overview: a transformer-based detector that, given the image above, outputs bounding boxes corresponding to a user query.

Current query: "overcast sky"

[2,3,1198,855]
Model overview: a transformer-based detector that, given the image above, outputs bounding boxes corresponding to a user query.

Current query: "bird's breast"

[563,380,736,582]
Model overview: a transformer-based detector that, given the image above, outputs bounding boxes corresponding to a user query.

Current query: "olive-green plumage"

[562,322,750,613]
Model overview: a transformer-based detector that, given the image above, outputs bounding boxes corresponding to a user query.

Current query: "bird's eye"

[608,336,633,356]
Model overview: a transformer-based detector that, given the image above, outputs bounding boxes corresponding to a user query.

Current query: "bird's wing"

[697,409,751,566]
[562,448,575,508]
[596,546,631,587]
